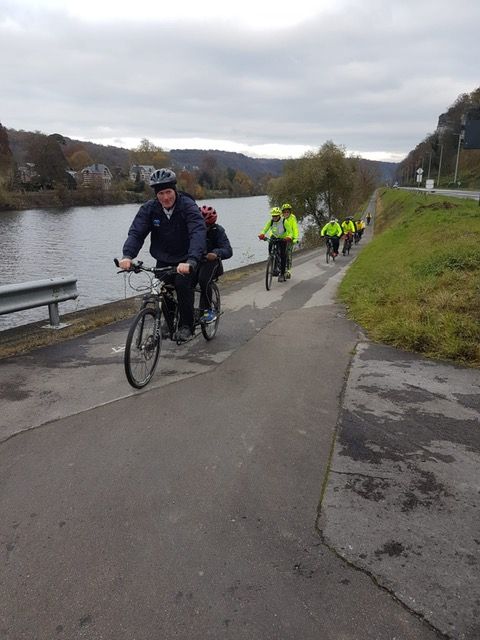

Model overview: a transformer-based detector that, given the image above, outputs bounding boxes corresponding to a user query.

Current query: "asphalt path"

[1,203,478,639]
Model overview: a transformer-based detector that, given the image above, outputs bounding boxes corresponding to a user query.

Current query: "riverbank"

[0,187,145,212]
[0,187,269,212]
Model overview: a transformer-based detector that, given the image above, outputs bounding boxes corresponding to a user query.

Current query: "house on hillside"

[129,164,155,183]
[81,163,113,189]
[17,163,37,184]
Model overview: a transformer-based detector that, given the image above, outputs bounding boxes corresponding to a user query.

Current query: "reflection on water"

[0,195,270,330]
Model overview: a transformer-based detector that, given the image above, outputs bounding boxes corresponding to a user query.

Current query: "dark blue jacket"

[122,192,206,267]
[206,224,233,261]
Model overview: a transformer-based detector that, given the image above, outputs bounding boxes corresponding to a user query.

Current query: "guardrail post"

[48,302,61,328]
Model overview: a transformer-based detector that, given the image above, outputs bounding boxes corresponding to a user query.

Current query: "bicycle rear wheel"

[124,307,161,388]
[265,256,274,290]
[201,283,221,341]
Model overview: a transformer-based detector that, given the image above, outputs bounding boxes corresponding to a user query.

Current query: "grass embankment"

[339,189,480,367]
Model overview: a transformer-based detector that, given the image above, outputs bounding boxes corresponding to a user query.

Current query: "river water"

[0,195,275,330]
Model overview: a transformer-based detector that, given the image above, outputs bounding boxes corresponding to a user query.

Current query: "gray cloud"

[1,0,479,159]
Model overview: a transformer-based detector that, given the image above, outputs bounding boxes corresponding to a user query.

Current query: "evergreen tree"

[27,132,69,188]
[0,122,15,187]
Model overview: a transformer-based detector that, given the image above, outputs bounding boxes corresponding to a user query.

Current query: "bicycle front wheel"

[201,283,221,341]
[124,307,161,388]
[265,256,274,290]
[325,244,330,264]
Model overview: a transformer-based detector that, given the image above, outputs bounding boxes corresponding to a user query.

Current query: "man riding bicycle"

[341,216,356,255]
[258,207,290,281]
[119,168,206,343]
[320,217,343,257]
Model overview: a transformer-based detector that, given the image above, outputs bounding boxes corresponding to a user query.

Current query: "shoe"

[176,325,193,343]
[201,309,217,324]
[285,271,291,280]
[278,274,286,282]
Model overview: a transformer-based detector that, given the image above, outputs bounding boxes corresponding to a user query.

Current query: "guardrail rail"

[0,277,78,329]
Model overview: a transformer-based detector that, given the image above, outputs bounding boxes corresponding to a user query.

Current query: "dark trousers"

[159,267,195,331]
[326,235,340,253]
[196,260,223,310]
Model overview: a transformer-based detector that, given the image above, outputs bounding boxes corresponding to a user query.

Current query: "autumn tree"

[177,169,199,198]
[268,141,355,230]
[231,170,254,197]
[66,147,94,171]
[129,138,169,169]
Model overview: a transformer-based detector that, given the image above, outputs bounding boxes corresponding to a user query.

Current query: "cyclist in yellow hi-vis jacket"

[341,216,356,255]
[355,218,365,243]
[281,203,299,279]
[258,207,290,282]
[320,217,342,257]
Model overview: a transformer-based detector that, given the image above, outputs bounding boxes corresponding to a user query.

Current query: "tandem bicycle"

[114,259,221,389]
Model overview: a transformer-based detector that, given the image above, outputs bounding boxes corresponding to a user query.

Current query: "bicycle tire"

[265,255,274,290]
[201,283,221,341]
[124,307,161,388]
[325,244,330,264]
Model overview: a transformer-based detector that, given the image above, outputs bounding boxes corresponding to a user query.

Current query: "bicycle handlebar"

[113,258,178,277]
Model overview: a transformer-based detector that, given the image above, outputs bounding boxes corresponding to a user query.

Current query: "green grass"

[339,189,480,366]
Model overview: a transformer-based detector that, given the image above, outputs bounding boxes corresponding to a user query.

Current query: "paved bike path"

[0,305,441,640]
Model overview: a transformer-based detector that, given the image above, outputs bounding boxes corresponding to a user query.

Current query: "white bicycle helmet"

[149,168,177,190]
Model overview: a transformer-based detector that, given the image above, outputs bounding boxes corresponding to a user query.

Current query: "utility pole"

[453,131,464,186]
[427,152,432,180]
[437,144,443,187]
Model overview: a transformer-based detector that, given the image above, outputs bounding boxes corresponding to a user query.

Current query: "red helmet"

[200,205,217,225]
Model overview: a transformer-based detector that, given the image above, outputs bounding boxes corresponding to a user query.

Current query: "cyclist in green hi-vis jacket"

[258,206,291,282]
[280,203,299,278]
[320,217,343,257]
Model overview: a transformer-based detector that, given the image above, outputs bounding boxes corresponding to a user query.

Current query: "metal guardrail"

[0,277,78,329]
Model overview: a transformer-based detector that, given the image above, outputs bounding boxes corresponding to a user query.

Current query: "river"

[0,195,274,330]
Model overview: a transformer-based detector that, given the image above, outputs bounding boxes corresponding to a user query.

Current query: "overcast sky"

[1,0,479,162]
